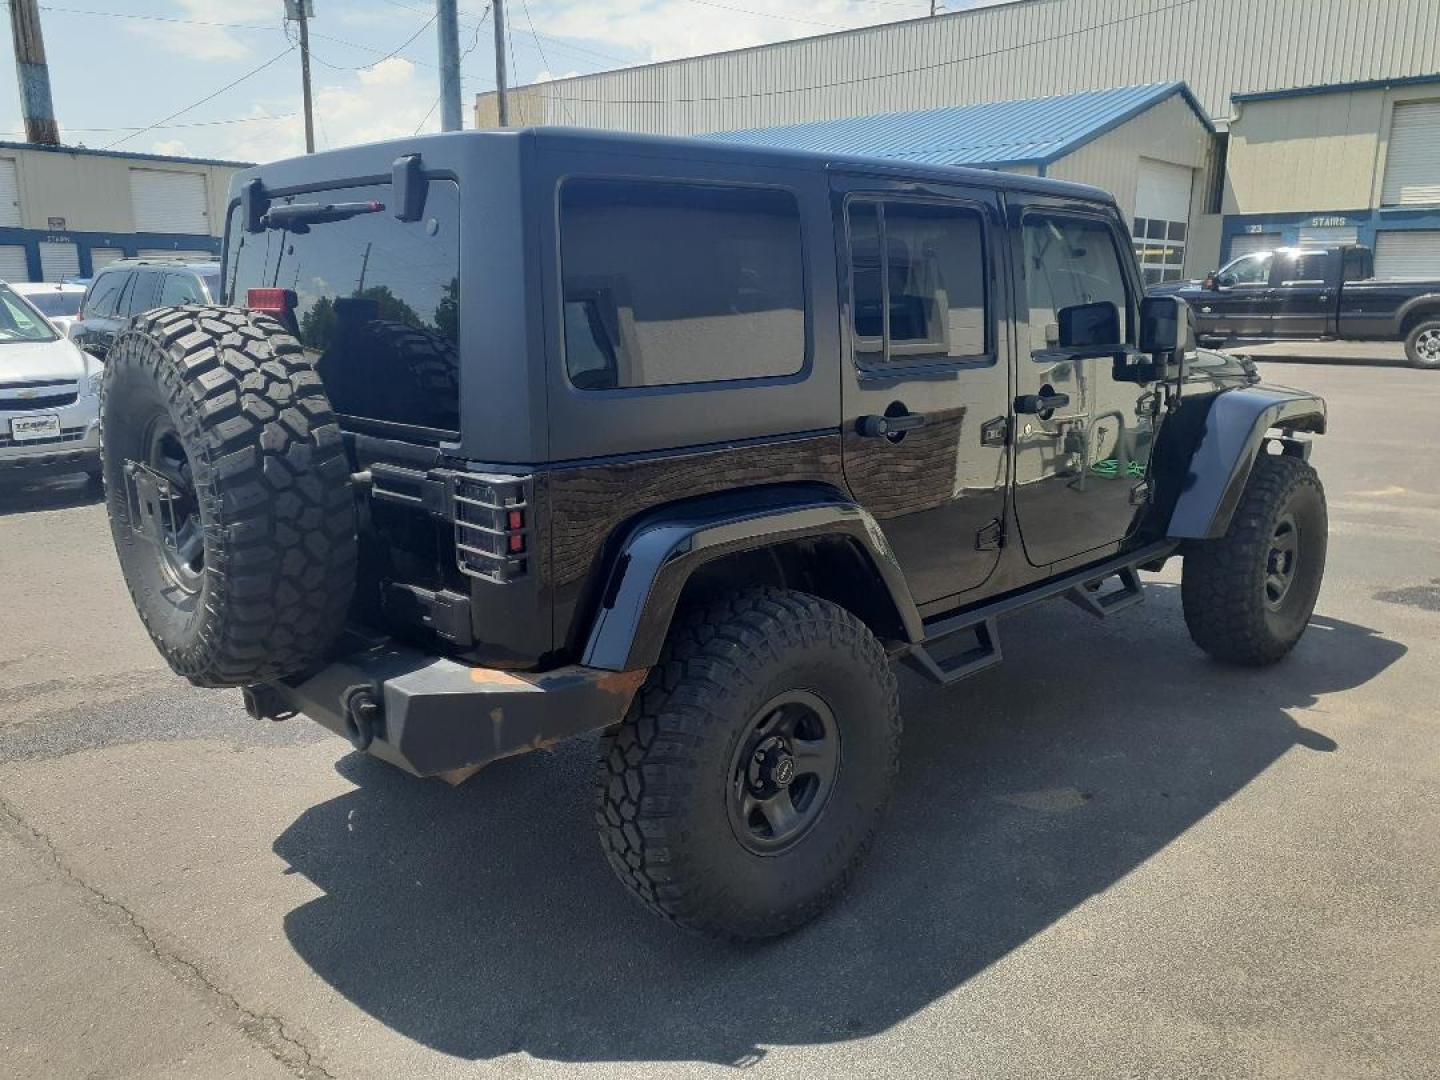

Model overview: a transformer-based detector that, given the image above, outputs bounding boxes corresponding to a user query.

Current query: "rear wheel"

[1181,454,1327,665]
[101,306,357,688]
[595,588,901,940]
[1404,319,1440,369]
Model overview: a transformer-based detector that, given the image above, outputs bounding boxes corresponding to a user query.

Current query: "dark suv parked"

[71,258,219,358]
[99,129,1329,940]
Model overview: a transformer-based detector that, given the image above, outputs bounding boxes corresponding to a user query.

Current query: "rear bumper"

[249,638,648,779]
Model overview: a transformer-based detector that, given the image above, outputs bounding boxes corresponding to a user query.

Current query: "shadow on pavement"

[274,593,1404,1067]
[0,472,102,516]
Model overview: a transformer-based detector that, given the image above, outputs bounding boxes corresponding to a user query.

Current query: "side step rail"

[902,540,1174,688]
[903,617,1002,687]
[1065,565,1145,618]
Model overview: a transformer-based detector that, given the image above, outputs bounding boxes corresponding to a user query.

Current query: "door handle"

[856,412,926,438]
[1015,391,1070,415]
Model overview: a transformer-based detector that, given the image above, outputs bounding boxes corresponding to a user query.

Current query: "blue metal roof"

[1232,72,1440,104]
[706,82,1211,169]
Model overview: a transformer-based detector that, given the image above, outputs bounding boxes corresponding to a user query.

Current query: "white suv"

[0,282,103,483]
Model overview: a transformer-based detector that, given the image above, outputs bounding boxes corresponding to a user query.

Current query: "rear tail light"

[452,475,530,582]
[246,288,296,317]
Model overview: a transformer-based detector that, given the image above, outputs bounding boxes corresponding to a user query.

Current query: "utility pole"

[285,1,316,153]
[491,0,510,127]
[8,0,59,145]
[437,0,462,131]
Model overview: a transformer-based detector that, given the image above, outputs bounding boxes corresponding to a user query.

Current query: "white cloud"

[150,138,191,157]
[358,56,416,88]
[129,0,255,62]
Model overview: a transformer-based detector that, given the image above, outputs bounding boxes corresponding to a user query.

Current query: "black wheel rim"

[1264,512,1299,610]
[727,689,840,856]
[144,420,204,595]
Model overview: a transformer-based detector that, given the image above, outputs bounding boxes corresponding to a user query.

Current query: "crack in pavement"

[0,793,336,1080]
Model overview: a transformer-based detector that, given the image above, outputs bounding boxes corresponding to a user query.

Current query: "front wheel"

[1404,319,1440,369]
[595,587,901,940]
[1181,454,1327,665]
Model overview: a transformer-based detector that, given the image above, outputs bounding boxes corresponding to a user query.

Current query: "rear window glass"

[558,179,805,390]
[224,180,459,435]
[24,290,82,317]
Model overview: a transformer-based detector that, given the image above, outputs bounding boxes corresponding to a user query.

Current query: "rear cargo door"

[833,173,1010,605]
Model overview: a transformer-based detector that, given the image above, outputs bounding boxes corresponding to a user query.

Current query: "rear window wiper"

[260,200,385,233]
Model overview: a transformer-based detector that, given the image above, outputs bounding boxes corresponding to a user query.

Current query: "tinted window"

[848,198,988,364]
[84,270,129,318]
[225,180,460,434]
[558,179,805,390]
[1220,252,1272,286]
[23,290,81,317]
[1022,214,1131,353]
[1281,252,1329,283]
[125,270,163,316]
[160,272,207,306]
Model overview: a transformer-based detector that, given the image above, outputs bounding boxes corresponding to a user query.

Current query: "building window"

[559,179,806,390]
[1132,217,1187,286]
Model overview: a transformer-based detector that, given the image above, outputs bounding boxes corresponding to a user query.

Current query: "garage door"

[1297,225,1359,247]
[0,244,29,282]
[1374,230,1440,279]
[90,247,126,271]
[1229,232,1281,260]
[1381,100,1440,207]
[0,159,19,228]
[38,241,80,282]
[1133,159,1193,285]
[129,169,209,234]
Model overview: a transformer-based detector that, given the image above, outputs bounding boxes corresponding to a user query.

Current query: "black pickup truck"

[1152,244,1440,368]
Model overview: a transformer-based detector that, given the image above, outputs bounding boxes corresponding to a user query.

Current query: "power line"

[518,0,574,123]
[522,0,1199,106]
[104,45,295,150]
[36,3,274,30]
[682,0,850,30]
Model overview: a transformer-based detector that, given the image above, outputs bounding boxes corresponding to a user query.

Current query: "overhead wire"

[519,0,575,123]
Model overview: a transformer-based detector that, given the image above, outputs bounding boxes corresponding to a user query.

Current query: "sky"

[0,0,998,164]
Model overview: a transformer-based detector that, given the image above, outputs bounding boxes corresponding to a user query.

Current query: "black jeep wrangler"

[100,129,1328,940]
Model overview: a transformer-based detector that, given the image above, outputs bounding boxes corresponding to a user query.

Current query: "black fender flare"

[1395,293,1440,335]
[1167,385,1326,540]
[581,485,924,672]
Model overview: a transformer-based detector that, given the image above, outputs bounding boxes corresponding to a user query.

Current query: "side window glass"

[846,198,989,365]
[559,179,806,390]
[1283,253,1327,283]
[1021,214,1131,354]
[85,271,127,318]
[1223,253,1272,286]
[160,272,206,306]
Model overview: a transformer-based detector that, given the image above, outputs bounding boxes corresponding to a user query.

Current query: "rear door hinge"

[975,518,1004,550]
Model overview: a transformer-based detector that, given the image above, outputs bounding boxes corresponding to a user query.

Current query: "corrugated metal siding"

[90,247,125,270]
[0,245,28,282]
[483,0,1440,134]
[37,241,80,281]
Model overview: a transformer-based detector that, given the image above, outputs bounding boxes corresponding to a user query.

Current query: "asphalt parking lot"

[1,360,1437,1080]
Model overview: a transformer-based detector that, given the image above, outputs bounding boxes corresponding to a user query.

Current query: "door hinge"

[980,415,1008,447]
[975,518,1004,550]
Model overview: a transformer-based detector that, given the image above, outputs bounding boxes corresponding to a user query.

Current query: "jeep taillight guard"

[453,474,530,583]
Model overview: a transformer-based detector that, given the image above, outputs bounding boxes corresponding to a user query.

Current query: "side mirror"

[1138,294,1195,364]
[1057,300,1121,350]
[1202,272,1218,291]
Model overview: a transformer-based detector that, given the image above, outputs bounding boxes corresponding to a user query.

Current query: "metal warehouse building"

[0,141,246,283]
[477,0,1440,279]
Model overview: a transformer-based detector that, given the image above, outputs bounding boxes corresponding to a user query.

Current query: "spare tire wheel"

[101,305,357,688]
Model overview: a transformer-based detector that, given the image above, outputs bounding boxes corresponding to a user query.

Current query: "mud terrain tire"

[595,587,901,940]
[101,305,356,688]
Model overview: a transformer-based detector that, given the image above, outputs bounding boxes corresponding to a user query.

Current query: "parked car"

[9,281,87,338]
[1151,244,1440,367]
[70,258,220,358]
[100,129,1329,940]
[0,281,102,483]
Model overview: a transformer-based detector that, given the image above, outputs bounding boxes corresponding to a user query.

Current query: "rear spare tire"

[101,306,357,688]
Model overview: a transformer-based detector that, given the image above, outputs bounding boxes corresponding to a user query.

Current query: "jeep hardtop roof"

[228,126,1116,208]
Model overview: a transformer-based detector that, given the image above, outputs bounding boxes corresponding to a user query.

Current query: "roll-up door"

[1229,232,1280,260]
[0,159,19,227]
[1133,159,1194,285]
[90,247,126,271]
[1297,225,1358,247]
[129,169,209,234]
[1381,101,1440,207]
[0,244,29,281]
[38,241,81,281]
[1374,230,1440,279]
